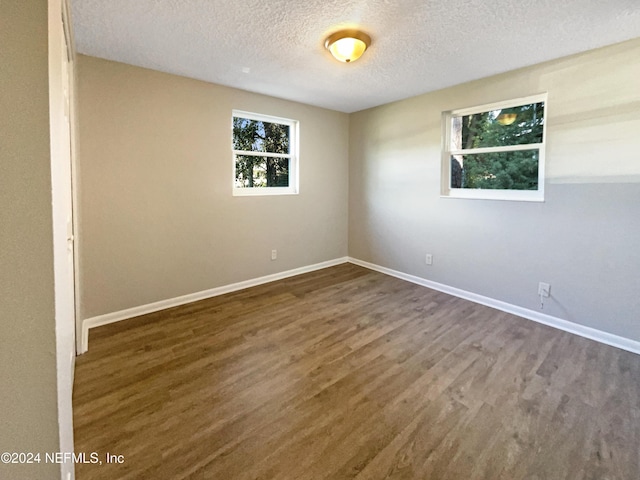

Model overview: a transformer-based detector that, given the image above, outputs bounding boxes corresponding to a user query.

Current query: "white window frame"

[441,93,547,202]
[232,110,299,196]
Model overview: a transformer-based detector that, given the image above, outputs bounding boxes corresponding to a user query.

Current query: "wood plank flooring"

[73,264,640,479]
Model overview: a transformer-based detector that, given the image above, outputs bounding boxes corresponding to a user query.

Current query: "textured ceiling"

[71,0,640,113]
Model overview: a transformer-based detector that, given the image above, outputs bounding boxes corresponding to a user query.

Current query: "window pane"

[451,150,539,190]
[235,156,290,188]
[232,118,290,154]
[262,121,290,154]
[451,102,544,150]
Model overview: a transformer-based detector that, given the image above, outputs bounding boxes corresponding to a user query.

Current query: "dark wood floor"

[73,263,640,479]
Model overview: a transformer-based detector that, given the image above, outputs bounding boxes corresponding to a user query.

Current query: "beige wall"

[0,1,61,478]
[77,39,640,345]
[77,55,349,320]
[349,38,640,341]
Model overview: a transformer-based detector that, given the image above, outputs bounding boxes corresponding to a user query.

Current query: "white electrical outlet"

[425,254,433,265]
[538,282,550,297]
[271,249,277,261]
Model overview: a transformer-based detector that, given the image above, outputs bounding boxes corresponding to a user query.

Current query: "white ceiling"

[71,0,640,113]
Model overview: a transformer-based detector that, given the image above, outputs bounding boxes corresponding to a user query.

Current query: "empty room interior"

[3,1,640,479]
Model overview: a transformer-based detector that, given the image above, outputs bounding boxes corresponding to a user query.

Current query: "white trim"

[80,257,349,353]
[444,188,544,202]
[232,110,297,126]
[232,150,292,159]
[450,92,547,117]
[50,1,76,478]
[233,187,298,196]
[81,256,640,357]
[64,3,82,357]
[348,257,640,356]
[450,143,543,156]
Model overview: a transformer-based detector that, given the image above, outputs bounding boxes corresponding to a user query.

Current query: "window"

[442,94,546,201]
[232,110,299,196]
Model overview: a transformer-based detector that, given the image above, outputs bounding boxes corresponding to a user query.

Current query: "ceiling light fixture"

[325,29,371,63]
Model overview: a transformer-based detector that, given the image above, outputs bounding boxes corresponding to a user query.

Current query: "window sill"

[442,189,544,202]
[233,187,298,197]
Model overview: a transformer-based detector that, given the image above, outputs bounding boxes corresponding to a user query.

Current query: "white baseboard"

[348,257,640,356]
[80,255,640,356]
[80,257,349,353]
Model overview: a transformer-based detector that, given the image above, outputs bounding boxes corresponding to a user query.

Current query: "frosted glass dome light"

[325,30,371,63]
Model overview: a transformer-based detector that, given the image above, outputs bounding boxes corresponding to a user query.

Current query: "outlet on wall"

[271,249,277,261]
[538,282,550,297]
[425,254,433,265]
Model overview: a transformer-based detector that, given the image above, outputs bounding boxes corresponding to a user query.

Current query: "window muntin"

[232,111,298,196]
[443,94,546,201]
